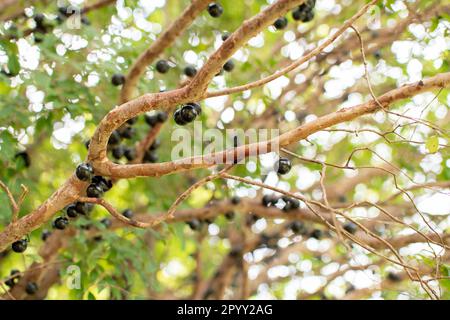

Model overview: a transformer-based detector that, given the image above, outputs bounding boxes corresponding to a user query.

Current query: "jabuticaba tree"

[0,0,449,300]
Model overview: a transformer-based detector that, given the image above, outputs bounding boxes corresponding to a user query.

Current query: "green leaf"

[425,136,439,154]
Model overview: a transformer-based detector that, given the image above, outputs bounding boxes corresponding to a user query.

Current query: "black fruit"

[86,183,103,198]
[25,282,38,294]
[5,269,20,288]
[75,201,90,215]
[75,163,93,181]
[186,102,202,115]
[221,32,230,41]
[112,145,125,159]
[231,196,240,205]
[374,50,382,59]
[127,117,138,125]
[81,16,90,25]
[144,114,158,126]
[180,104,198,123]
[174,108,187,125]
[310,229,322,240]
[34,13,45,27]
[155,60,170,73]
[15,151,31,168]
[53,216,69,230]
[290,221,306,234]
[92,176,113,192]
[122,209,133,219]
[124,147,137,161]
[338,195,347,203]
[273,17,288,30]
[108,130,121,145]
[207,3,223,18]
[282,196,300,211]
[150,139,161,150]
[301,10,314,22]
[41,229,52,241]
[66,204,79,218]
[184,65,197,77]
[223,60,234,72]
[277,157,292,175]
[187,219,202,231]
[11,239,28,253]
[343,222,357,234]
[120,126,136,139]
[143,150,158,163]
[224,211,235,220]
[387,272,402,282]
[262,194,278,207]
[111,74,125,86]
[157,111,168,122]
[100,218,112,228]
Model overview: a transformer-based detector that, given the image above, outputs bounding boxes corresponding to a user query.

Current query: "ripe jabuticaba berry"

[81,16,90,25]
[86,183,103,198]
[34,13,45,27]
[187,219,202,231]
[174,108,187,125]
[343,222,357,234]
[180,104,198,123]
[25,282,38,295]
[290,221,306,234]
[12,239,28,253]
[66,204,79,218]
[184,65,197,77]
[225,211,235,220]
[74,201,89,215]
[112,145,125,160]
[92,176,113,192]
[310,229,322,240]
[229,245,243,258]
[53,216,69,230]
[282,196,300,211]
[75,163,93,181]
[273,17,288,30]
[277,157,292,175]
[157,111,168,123]
[231,196,240,205]
[127,117,138,125]
[221,32,230,41]
[150,138,161,150]
[111,74,125,86]
[5,269,20,288]
[100,218,112,229]
[120,126,136,139]
[186,102,202,115]
[41,229,52,241]
[207,3,223,18]
[108,130,121,145]
[143,150,158,163]
[124,147,137,161]
[144,114,158,127]
[301,10,314,22]
[387,272,402,282]
[373,50,382,59]
[262,194,278,207]
[155,60,170,73]
[223,60,235,72]
[15,151,31,167]
[338,195,347,203]
[122,209,133,219]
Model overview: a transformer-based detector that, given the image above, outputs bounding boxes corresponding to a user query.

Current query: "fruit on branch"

[150,138,161,151]
[338,195,347,203]
[108,130,122,145]
[41,229,52,241]
[184,65,197,77]
[122,209,134,219]
[387,272,402,282]
[223,60,235,72]
[310,229,323,240]
[112,145,125,160]
[124,147,137,161]
[75,163,94,181]
[92,176,113,192]
[100,218,112,229]
[15,151,31,168]
[224,211,235,220]
[273,17,288,30]
[66,204,79,218]
[33,13,46,27]
[11,239,28,253]
[277,157,292,175]
[281,196,300,211]
[221,32,230,41]
[187,219,202,231]
[127,117,138,125]
[231,196,241,205]
[207,3,223,18]
[262,194,279,207]
[144,111,168,126]
[53,216,69,230]
[143,150,158,163]
[343,222,357,234]
[25,282,38,295]
[374,50,382,59]
[4,269,21,288]
[292,0,316,22]
[120,126,136,139]
[155,60,170,73]
[86,183,103,198]
[111,74,125,86]
[174,103,201,125]
[289,221,307,234]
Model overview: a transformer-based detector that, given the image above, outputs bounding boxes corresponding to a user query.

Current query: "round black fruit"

[41,229,52,241]
[301,10,314,23]
[53,217,69,230]
[100,218,112,229]
[221,32,230,41]
[231,196,240,205]
[108,130,121,145]
[34,13,45,27]
[343,222,357,234]
[277,157,292,175]
[92,176,113,192]
[74,201,90,215]
[75,163,93,181]
[180,104,198,123]
[122,209,133,219]
[143,150,158,163]
[173,109,187,125]
[155,60,170,73]
[86,183,103,198]
[224,211,235,220]
[111,74,125,86]
[273,17,288,30]
[120,126,136,139]
[25,282,38,295]
[186,102,201,115]
[112,145,125,160]
[184,65,197,77]
[11,239,28,253]
[223,60,234,72]
[124,147,137,161]
[207,3,223,18]
[310,229,322,240]
[290,221,306,234]
[187,219,202,231]
[66,204,79,218]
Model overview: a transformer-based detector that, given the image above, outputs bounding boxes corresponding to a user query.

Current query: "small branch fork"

[0,181,28,223]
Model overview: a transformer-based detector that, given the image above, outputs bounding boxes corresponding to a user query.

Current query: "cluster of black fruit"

[186,217,215,231]
[292,0,316,23]
[262,194,300,212]
[174,102,202,125]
